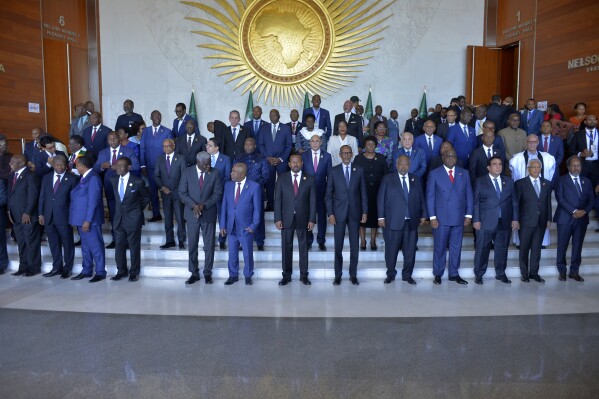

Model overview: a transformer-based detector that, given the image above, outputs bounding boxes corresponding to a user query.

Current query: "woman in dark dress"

[354,135,388,250]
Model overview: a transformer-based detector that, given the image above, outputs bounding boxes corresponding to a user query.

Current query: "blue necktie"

[119,177,125,202]
[493,178,501,218]
[402,176,409,218]
[211,155,216,167]
[574,177,582,196]
[487,148,492,158]
[406,150,410,158]
[254,121,259,133]
[463,126,469,138]
[345,166,350,187]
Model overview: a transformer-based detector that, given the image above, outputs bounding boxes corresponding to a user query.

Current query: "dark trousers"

[187,219,216,277]
[217,202,226,245]
[582,160,599,217]
[227,223,255,278]
[77,224,105,276]
[556,222,587,275]
[281,217,309,278]
[473,220,510,278]
[162,193,186,244]
[432,224,464,277]
[114,224,142,277]
[46,223,75,273]
[519,226,544,277]
[265,165,276,209]
[307,196,327,245]
[0,206,8,271]
[333,217,360,278]
[254,205,265,246]
[383,223,417,279]
[12,221,41,273]
[105,185,116,242]
[146,168,161,217]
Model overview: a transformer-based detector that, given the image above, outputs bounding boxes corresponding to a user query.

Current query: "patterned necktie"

[448,169,454,184]
[119,177,125,202]
[91,127,97,142]
[199,172,204,190]
[112,149,117,165]
[487,148,492,158]
[234,182,241,204]
[293,173,299,196]
[543,136,548,152]
[527,110,533,122]
[292,122,296,133]
[462,125,469,138]
[574,177,582,196]
[533,179,540,197]
[53,174,61,194]
[313,152,318,171]
[345,166,350,187]
[166,155,171,174]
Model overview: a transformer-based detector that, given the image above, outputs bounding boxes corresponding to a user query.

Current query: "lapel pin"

[303,176,306,180]
[459,173,462,176]
[119,152,122,156]
[129,183,133,186]
[353,168,356,171]
[411,178,414,182]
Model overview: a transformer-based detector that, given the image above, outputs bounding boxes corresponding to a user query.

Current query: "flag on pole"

[303,92,310,110]
[244,91,254,122]
[418,88,428,119]
[364,88,373,121]
[189,90,198,121]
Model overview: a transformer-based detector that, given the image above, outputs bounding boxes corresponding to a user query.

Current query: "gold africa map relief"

[182,0,395,106]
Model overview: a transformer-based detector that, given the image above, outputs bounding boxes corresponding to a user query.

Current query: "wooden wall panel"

[41,0,88,49]
[43,39,71,141]
[69,46,91,108]
[496,0,536,47]
[517,36,535,108]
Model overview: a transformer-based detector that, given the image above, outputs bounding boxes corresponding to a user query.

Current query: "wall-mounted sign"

[28,103,40,113]
[567,53,599,73]
[43,15,80,44]
[0,64,5,73]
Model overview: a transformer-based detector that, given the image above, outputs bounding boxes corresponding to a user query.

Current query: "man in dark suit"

[206,137,232,250]
[520,98,544,135]
[80,112,110,160]
[447,108,477,169]
[368,105,388,136]
[155,138,186,249]
[286,109,304,152]
[325,145,368,285]
[469,123,506,186]
[70,156,106,283]
[114,99,143,133]
[213,110,248,158]
[392,132,427,177]
[404,108,425,137]
[554,156,594,282]
[38,155,78,278]
[110,157,150,282]
[571,114,599,194]
[220,163,261,285]
[302,94,332,140]
[243,106,267,143]
[172,102,198,138]
[35,135,68,177]
[275,155,316,286]
[427,149,473,285]
[414,120,443,165]
[435,109,458,141]
[472,156,519,284]
[24,127,42,167]
[333,100,361,142]
[378,155,427,285]
[258,109,292,211]
[448,95,466,120]
[538,121,565,170]
[175,119,207,167]
[179,152,224,284]
[301,134,332,250]
[8,154,41,276]
[486,95,513,131]
[515,159,552,283]
[387,110,401,149]
[141,110,173,222]
[69,103,91,138]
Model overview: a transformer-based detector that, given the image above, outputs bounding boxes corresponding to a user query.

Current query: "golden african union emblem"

[182,0,395,106]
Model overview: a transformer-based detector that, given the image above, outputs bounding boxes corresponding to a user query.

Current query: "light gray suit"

[69,115,91,138]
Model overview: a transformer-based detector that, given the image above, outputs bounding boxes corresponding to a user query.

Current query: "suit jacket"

[243,119,268,142]
[468,145,506,186]
[475,135,506,155]
[8,168,39,221]
[537,134,565,167]
[110,174,150,230]
[114,112,143,133]
[426,166,473,226]
[473,175,518,230]
[302,107,332,137]
[69,171,104,226]
[301,150,332,195]
[220,179,261,233]
[93,146,140,187]
[286,121,304,135]
[179,166,224,223]
[435,122,455,141]
[391,147,427,177]
[24,141,41,164]
[514,176,552,228]
[333,112,361,143]
[325,163,368,221]
[486,103,514,131]
[140,125,172,169]
[377,172,427,230]
[257,123,292,173]
[81,124,111,159]
[211,153,232,185]
[172,114,199,138]
[553,174,594,225]
[413,134,443,164]
[154,153,186,200]
[38,172,79,225]
[386,119,401,148]
[35,150,68,177]
[368,115,388,136]
[274,171,316,227]
[446,123,477,168]
[520,109,544,135]
[213,121,248,158]
[571,128,597,160]
[175,133,207,167]
[404,117,425,136]
[70,115,91,138]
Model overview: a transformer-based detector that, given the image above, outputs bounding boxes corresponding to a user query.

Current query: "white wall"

[99,0,484,131]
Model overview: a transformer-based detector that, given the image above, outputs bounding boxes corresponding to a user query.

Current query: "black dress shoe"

[24,271,40,277]
[219,242,226,250]
[160,242,176,249]
[384,277,395,284]
[60,272,72,279]
[245,277,253,285]
[402,277,417,285]
[148,216,162,222]
[530,275,545,283]
[204,276,213,284]
[128,275,138,282]
[558,273,567,281]
[333,277,341,285]
[264,206,274,212]
[449,275,468,285]
[433,276,442,285]
[541,246,546,249]
[11,270,26,276]
[307,244,312,250]
[516,245,520,249]
[569,274,584,282]
[105,241,116,249]
[278,277,291,286]
[0,269,5,275]
[360,244,366,251]
[370,244,377,251]
[257,245,264,251]
[71,273,91,280]
[43,270,62,278]
[495,275,511,284]
[74,240,81,246]
[319,244,327,251]
[350,277,359,285]
[89,275,106,283]
[224,277,238,285]
[520,276,530,283]
[179,242,185,249]
[300,277,311,285]
[185,275,200,285]
[110,273,128,281]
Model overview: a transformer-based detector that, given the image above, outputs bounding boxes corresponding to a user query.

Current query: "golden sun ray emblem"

[182,0,395,106]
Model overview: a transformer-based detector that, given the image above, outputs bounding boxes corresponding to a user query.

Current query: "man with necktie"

[213,110,248,158]
[206,138,232,250]
[446,108,477,169]
[175,120,207,167]
[172,102,199,138]
[391,132,427,177]
[413,120,443,166]
[537,121,564,171]
[520,98,543,135]
[69,103,91,138]
[571,114,599,231]
[67,136,87,175]
[80,112,110,160]
[285,109,304,153]
[386,110,401,149]
[243,106,267,143]
[468,122,506,187]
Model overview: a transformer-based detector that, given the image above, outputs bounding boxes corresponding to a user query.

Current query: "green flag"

[244,91,254,122]
[303,92,310,110]
[189,90,197,121]
[418,90,428,119]
[365,89,373,121]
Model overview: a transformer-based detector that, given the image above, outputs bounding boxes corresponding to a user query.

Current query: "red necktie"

[91,127,97,142]
[543,137,548,152]
[293,174,299,196]
[112,149,117,165]
[234,182,241,204]
[53,175,61,193]
[313,153,318,171]
[448,169,454,184]
[198,172,204,190]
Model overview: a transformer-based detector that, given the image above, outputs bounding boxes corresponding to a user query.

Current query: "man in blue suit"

[472,156,519,284]
[427,149,473,285]
[446,108,477,169]
[243,106,267,142]
[38,155,79,278]
[302,95,332,140]
[35,136,68,177]
[258,109,292,211]
[325,145,368,285]
[413,120,443,165]
[207,137,232,250]
[220,163,261,285]
[302,134,332,250]
[520,98,544,135]
[141,110,173,222]
[94,131,140,248]
[538,121,565,170]
[554,156,594,282]
[378,155,427,285]
[386,110,401,149]
[286,109,304,152]
[69,156,106,283]
[80,112,110,160]
[172,102,198,138]
[392,132,427,177]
